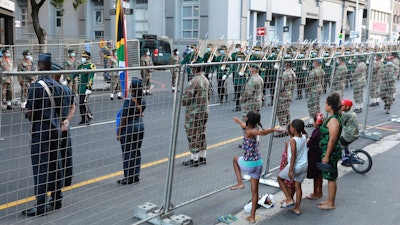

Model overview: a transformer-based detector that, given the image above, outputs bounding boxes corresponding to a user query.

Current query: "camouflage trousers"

[307,92,321,119]
[110,75,121,94]
[277,94,291,127]
[353,83,365,104]
[370,79,380,99]
[2,82,12,102]
[331,83,344,99]
[171,69,179,87]
[67,77,79,94]
[185,113,208,154]
[380,86,395,107]
[141,73,152,91]
[20,80,32,102]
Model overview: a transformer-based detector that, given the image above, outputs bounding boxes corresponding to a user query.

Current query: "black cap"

[22,50,31,55]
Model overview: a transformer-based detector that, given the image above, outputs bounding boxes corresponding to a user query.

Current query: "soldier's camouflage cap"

[22,50,31,55]
[67,49,75,53]
[235,43,241,48]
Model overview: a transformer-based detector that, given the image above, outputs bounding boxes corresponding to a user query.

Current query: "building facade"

[0,0,15,45]
[13,0,397,45]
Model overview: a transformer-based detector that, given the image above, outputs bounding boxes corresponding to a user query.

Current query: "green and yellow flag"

[116,0,128,98]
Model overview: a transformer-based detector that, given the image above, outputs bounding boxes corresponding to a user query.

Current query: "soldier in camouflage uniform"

[240,64,264,121]
[109,49,122,100]
[276,59,296,135]
[17,50,36,109]
[331,56,347,98]
[230,44,246,111]
[63,49,78,94]
[295,50,311,100]
[0,49,13,110]
[369,54,383,106]
[71,51,96,125]
[392,52,400,80]
[352,55,367,113]
[181,64,210,167]
[214,45,230,103]
[170,49,180,92]
[379,56,398,114]
[140,48,154,95]
[305,59,325,126]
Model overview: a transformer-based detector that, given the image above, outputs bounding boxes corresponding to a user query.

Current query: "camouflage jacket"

[240,73,264,112]
[280,68,296,98]
[182,72,210,115]
[307,66,325,94]
[341,110,359,143]
[140,55,154,77]
[331,63,347,93]
[372,60,382,82]
[379,64,398,90]
[63,57,77,70]
[17,58,36,82]
[353,62,367,87]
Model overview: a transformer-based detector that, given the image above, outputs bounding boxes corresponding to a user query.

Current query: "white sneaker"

[21,101,26,109]
[110,93,114,100]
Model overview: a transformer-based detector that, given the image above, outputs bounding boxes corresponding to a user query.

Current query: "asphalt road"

[0,70,399,225]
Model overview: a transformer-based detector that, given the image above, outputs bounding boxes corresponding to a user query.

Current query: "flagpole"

[121,0,129,98]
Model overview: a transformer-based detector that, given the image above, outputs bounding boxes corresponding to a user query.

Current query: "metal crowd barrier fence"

[0,51,399,224]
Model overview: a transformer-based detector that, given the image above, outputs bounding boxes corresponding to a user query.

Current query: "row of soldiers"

[0,47,122,111]
[180,42,399,130]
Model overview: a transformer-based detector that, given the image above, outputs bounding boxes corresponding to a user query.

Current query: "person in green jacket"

[214,45,230,103]
[230,43,246,111]
[71,51,96,125]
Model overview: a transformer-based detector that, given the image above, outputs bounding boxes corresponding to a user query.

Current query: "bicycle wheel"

[351,149,373,174]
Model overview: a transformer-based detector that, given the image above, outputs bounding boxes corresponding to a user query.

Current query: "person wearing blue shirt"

[116,77,146,185]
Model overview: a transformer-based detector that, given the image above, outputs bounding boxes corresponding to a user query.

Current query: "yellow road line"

[366,125,398,132]
[0,136,243,211]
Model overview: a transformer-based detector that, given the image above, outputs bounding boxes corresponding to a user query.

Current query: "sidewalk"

[215,132,400,225]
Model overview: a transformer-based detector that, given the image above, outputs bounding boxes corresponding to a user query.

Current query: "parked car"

[139,34,172,65]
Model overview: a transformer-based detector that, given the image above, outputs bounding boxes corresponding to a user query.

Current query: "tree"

[30,0,87,44]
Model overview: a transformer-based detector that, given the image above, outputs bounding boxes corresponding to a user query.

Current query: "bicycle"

[317,146,372,174]
[343,147,373,174]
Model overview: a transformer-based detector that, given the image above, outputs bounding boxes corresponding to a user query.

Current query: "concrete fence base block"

[360,130,382,141]
[133,203,192,225]
[162,214,193,225]
[133,202,162,224]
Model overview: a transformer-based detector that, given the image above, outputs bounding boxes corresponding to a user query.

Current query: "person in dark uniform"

[23,53,64,216]
[117,77,146,184]
[52,63,75,188]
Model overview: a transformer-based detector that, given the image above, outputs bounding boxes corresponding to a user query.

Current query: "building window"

[94,30,104,39]
[95,10,103,25]
[56,9,63,27]
[135,7,148,38]
[182,1,199,39]
[21,7,28,27]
